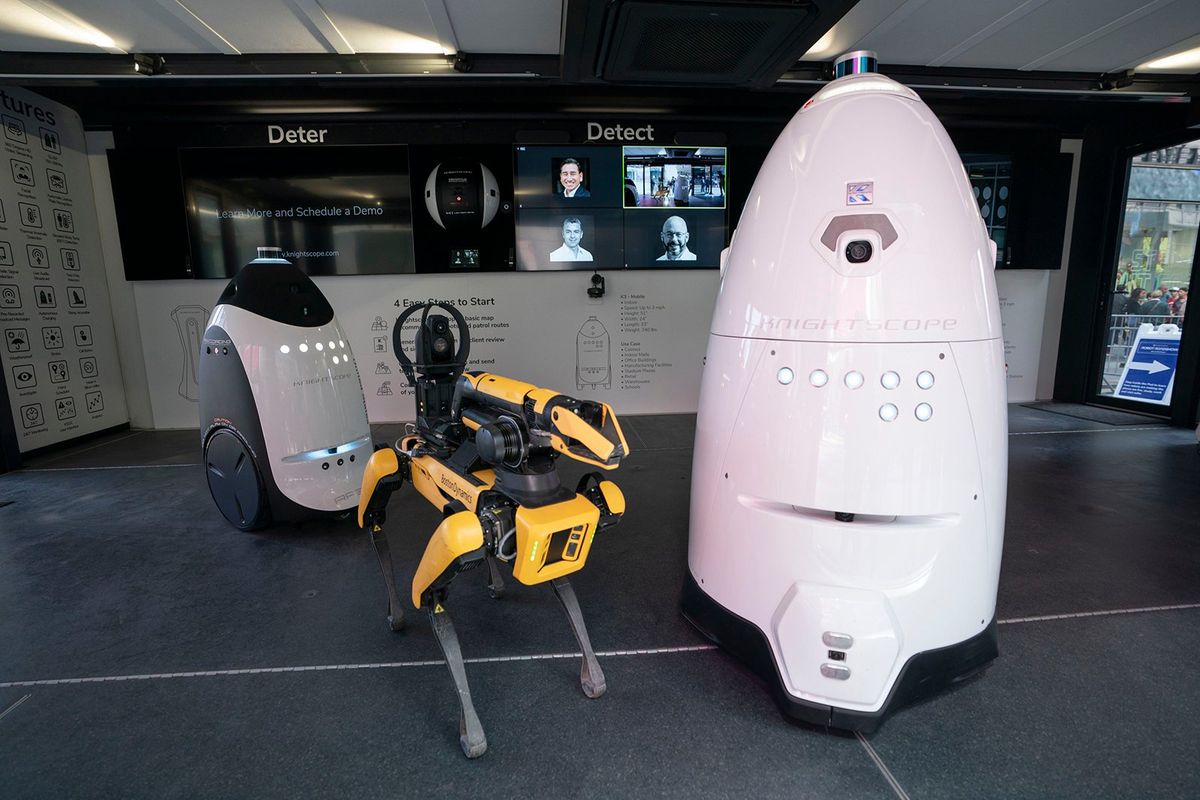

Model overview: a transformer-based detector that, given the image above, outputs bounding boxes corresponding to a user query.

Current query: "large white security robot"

[682,52,1007,732]
[200,247,371,530]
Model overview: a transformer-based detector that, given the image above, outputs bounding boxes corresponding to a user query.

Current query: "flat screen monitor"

[622,146,727,209]
[961,153,1013,267]
[180,145,416,278]
[514,144,727,271]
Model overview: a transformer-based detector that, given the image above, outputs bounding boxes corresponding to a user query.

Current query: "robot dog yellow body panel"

[358,448,399,528]
[462,373,533,410]
[358,446,496,519]
[511,495,601,586]
[599,481,626,515]
[411,511,485,609]
[408,454,496,514]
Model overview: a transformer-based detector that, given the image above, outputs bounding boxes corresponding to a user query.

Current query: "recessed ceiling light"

[1141,46,1200,71]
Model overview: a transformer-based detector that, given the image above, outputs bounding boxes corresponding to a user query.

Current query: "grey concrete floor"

[1,406,1197,799]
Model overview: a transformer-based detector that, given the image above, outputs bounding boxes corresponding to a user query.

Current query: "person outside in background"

[1128,287,1147,315]
[672,172,690,207]
[1141,289,1171,323]
[1167,287,1183,316]
[1112,285,1132,318]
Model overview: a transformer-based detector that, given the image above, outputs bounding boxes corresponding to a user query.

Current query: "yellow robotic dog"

[358,302,629,758]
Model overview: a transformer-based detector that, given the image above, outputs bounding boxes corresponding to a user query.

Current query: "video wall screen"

[180,145,416,278]
[514,145,727,271]
[962,153,1013,267]
[623,146,727,209]
[408,145,516,273]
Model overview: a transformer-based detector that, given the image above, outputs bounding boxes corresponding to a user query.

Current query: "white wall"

[133,270,722,429]
[85,131,154,429]
[1035,138,1083,401]
[995,270,1050,402]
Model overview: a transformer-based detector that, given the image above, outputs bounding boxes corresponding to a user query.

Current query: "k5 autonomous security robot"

[358,302,629,757]
[683,52,1008,732]
[200,247,371,530]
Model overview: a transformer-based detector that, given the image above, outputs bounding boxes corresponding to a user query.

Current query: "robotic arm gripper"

[454,372,630,471]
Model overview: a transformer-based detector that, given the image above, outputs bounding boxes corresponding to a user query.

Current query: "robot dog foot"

[551,577,606,699]
[427,601,488,759]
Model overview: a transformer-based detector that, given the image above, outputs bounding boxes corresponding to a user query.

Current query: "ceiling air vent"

[593,0,837,86]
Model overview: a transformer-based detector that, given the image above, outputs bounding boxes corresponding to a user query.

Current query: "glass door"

[1092,138,1200,414]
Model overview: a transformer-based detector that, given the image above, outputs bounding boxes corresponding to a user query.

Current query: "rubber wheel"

[205,428,269,530]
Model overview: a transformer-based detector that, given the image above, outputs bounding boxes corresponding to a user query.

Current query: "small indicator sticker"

[847,182,874,205]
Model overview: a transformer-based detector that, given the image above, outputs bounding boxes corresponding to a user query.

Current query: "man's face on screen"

[560,164,583,194]
[563,221,583,248]
[661,218,689,258]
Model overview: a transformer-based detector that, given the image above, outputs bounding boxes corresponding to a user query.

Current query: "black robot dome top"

[217,249,334,328]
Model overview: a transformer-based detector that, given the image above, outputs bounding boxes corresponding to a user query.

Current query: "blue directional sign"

[1115,332,1180,405]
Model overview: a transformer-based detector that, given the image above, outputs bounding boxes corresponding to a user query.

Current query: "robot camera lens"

[845,240,873,264]
[432,337,450,355]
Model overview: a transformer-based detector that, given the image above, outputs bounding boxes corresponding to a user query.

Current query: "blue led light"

[281,435,372,463]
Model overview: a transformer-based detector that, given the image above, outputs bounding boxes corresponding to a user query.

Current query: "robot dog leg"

[550,577,605,698]
[485,554,506,599]
[359,447,491,758]
[427,600,486,758]
[358,447,409,631]
[553,471,629,698]
[411,510,488,758]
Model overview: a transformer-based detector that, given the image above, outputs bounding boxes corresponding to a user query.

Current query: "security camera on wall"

[424,162,500,230]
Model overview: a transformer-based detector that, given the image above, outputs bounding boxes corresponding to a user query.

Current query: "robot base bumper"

[680,570,998,733]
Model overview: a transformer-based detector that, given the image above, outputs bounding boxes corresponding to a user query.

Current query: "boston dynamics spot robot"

[357,302,630,757]
[683,52,1008,732]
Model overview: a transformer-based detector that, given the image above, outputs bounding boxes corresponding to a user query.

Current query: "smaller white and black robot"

[199,247,371,530]
[683,52,1008,731]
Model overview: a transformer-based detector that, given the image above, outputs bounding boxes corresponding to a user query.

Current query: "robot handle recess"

[391,301,471,387]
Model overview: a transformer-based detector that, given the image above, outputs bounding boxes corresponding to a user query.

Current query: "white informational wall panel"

[0,87,129,450]
[134,264,1053,427]
[134,270,723,429]
[995,270,1051,403]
